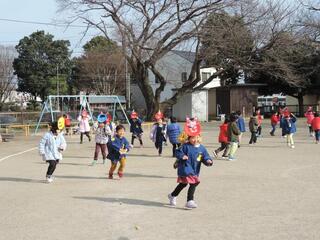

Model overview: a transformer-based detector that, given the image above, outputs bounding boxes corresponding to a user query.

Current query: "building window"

[181,72,187,82]
[201,72,211,81]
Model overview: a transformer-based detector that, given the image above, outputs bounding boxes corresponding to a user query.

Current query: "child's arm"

[39,134,48,155]
[202,147,213,166]
[176,144,188,160]
[58,134,67,152]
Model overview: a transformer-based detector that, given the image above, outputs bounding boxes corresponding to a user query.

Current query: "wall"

[172,93,192,121]
[191,90,208,121]
[230,87,258,117]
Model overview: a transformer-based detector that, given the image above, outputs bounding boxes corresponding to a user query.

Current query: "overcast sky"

[0,0,99,56]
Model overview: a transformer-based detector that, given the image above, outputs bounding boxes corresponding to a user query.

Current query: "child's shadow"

[0,177,44,184]
[73,196,185,210]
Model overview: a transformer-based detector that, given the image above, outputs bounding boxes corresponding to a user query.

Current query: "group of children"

[38,106,319,209]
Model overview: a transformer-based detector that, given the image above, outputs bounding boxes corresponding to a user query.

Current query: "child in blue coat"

[129,111,144,147]
[166,117,182,157]
[281,113,297,149]
[107,125,130,179]
[236,110,246,147]
[168,122,213,209]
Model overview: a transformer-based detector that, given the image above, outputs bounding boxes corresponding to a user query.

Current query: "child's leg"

[157,140,163,155]
[221,143,229,156]
[171,183,188,197]
[101,144,107,161]
[80,132,84,143]
[117,157,127,178]
[138,135,143,146]
[109,162,118,178]
[93,143,100,160]
[229,142,238,158]
[172,143,177,157]
[289,133,294,146]
[46,160,58,177]
[131,135,135,145]
[315,130,320,142]
[187,183,199,201]
[85,132,91,141]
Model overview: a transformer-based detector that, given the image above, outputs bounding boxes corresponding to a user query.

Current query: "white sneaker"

[46,177,54,183]
[291,145,295,149]
[185,200,198,209]
[168,194,177,206]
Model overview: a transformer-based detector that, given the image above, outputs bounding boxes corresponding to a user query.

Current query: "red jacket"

[305,111,314,124]
[218,123,229,143]
[312,117,320,130]
[257,113,263,125]
[271,114,279,125]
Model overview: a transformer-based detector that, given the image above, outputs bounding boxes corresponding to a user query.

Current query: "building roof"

[171,50,196,63]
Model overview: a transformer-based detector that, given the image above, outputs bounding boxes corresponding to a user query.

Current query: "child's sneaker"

[212,151,218,158]
[108,174,113,179]
[118,172,124,178]
[46,176,54,183]
[185,200,198,209]
[168,194,177,206]
[91,160,97,166]
[103,159,106,164]
[228,156,236,161]
[291,145,295,149]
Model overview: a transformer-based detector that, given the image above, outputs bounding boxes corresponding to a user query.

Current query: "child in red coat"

[311,112,320,144]
[213,117,230,159]
[270,111,279,136]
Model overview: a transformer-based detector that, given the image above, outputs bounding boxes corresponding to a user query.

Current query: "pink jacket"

[77,116,91,132]
[304,111,314,124]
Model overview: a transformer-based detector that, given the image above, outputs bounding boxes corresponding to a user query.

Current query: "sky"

[0,0,99,56]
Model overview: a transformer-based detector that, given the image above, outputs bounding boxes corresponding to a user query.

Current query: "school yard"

[0,119,319,240]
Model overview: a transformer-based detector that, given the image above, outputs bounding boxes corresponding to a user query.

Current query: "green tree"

[13,30,72,101]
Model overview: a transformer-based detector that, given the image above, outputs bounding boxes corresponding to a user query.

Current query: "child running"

[249,112,258,144]
[91,113,112,166]
[39,122,67,183]
[227,113,240,161]
[311,112,320,144]
[107,125,130,179]
[78,109,91,144]
[304,106,315,137]
[236,110,246,148]
[282,112,297,149]
[129,110,144,147]
[168,118,213,209]
[270,111,279,136]
[213,116,230,159]
[150,111,166,156]
[166,117,182,157]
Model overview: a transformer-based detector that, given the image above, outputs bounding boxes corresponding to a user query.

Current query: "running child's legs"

[229,142,238,158]
[171,183,199,201]
[94,143,107,160]
[46,160,58,177]
[155,140,163,155]
[172,143,181,157]
[80,132,91,143]
[109,158,126,177]
[286,133,294,146]
[315,130,320,142]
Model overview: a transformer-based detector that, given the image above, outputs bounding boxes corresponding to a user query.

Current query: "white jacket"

[39,132,67,161]
[77,116,91,132]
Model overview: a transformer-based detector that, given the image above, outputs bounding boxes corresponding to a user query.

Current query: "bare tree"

[57,0,235,118]
[0,46,16,111]
[73,50,126,95]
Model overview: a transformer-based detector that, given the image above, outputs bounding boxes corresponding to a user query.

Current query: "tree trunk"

[298,93,304,117]
[134,62,157,120]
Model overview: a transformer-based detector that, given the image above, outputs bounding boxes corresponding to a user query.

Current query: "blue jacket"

[237,117,246,132]
[107,135,130,162]
[281,117,297,134]
[129,118,143,135]
[176,143,212,177]
[166,123,181,144]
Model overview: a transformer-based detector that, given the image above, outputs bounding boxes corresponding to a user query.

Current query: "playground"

[0,120,319,240]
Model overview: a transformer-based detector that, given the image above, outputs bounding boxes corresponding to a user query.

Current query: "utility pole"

[56,65,59,111]
[125,57,131,109]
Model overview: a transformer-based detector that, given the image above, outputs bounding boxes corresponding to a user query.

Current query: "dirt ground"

[0,119,319,240]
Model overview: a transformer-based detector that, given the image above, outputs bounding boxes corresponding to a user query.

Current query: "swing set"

[34,95,129,134]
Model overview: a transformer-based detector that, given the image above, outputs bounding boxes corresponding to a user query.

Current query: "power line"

[0,18,86,28]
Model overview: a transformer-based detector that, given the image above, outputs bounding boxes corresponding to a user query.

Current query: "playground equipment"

[35,95,129,134]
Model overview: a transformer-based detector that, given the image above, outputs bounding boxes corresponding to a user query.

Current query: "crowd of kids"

[38,105,319,209]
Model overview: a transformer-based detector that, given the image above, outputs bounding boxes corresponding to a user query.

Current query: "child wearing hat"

[150,111,166,156]
[168,117,213,209]
[282,112,297,148]
[78,109,91,144]
[305,106,315,137]
[39,122,67,183]
[129,110,144,147]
